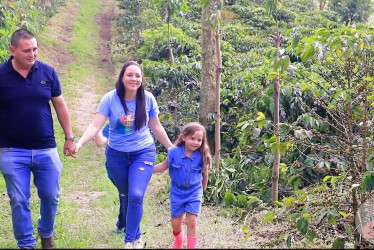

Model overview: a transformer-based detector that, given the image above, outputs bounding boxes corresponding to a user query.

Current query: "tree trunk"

[167,43,174,64]
[200,0,217,154]
[271,77,280,202]
[135,0,142,48]
[214,24,222,168]
[270,33,283,202]
[319,0,326,10]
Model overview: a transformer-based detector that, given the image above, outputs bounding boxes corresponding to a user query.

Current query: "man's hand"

[64,140,77,158]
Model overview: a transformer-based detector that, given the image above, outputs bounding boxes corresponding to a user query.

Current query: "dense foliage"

[113,0,374,247]
[0,0,64,63]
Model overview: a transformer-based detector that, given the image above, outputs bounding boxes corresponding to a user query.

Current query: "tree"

[293,25,374,247]
[265,0,290,202]
[152,0,190,64]
[270,32,282,202]
[116,0,144,56]
[328,0,373,25]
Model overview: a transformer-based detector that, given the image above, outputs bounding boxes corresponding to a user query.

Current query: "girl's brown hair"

[174,122,211,172]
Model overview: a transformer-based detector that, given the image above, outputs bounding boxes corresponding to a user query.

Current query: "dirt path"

[37,0,265,248]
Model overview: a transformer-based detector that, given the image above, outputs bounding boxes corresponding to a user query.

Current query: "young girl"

[154,122,211,249]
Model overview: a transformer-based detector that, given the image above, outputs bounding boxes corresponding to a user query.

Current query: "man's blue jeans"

[106,145,155,243]
[0,147,63,248]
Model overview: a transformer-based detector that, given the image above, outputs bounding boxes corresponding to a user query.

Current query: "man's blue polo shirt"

[0,57,62,149]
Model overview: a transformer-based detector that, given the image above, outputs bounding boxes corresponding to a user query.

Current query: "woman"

[75,60,173,248]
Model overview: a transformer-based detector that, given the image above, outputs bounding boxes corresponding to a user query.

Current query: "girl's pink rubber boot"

[173,231,183,249]
[187,236,197,249]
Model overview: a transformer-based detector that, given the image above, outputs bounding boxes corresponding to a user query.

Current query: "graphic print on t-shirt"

[115,111,135,135]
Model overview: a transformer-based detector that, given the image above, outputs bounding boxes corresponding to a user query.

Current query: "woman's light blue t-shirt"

[97,89,159,152]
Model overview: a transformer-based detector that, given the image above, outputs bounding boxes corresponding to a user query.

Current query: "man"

[0,29,76,249]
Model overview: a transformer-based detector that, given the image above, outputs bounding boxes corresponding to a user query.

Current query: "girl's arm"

[76,113,107,152]
[94,128,108,147]
[154,158,169,173]
[149,117,173,149]
[202,165,210,191]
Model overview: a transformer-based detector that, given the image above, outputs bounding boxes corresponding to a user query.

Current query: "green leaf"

[307,231,316,242]
[323,176,332,182]
[344,223,353,237]
[325,56,334,62]
[286,235,291,247]
[237,195,248,207]
[275,201,283,207]
[301,44,315,62]
[258,120,266,129]
[339,211,352,218]
[263,212,276,224]
[287,175,299,187]
[264,0,277,16]
[279,141,292,154]
[314,185,325,192]
[282,197,296,207]
[296,217,309,235]
[267,135,277,143]
[274,59,282,70]
[270,142,278,153]
[244,232,252,242]
[303,213,312,220]
[284,29,292,36]
[247,196,260,206]
[326,21,334,29]
[292,35,300,48]
[200,0,210,6]
[280,56,291,73]
[361,171,373,192]
[329,209,340,216]
[279,163,287,173]
[223,190,235,207]
[327,214,336,225]
[256,112,265,121]
[277,233,287,242]
[267,71,278,80]
[331,176,339,188]
[277,234,291,246]
[332,238,345,249]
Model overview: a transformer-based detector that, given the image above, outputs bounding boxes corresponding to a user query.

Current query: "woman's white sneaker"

[125,242,134,249]
[133,238,144,249]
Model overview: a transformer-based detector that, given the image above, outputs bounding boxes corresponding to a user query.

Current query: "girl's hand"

[74,141,82,154]
[153,158,168,173]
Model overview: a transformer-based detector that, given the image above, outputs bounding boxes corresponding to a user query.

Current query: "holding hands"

[64,139,77,158]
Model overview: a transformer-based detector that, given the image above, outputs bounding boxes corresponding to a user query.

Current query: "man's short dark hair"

[11,29,35,48]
